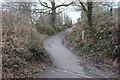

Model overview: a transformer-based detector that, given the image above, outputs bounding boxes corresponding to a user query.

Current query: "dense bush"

[2,2,69,77]
[2,9,50,78]
[66,13,118,61]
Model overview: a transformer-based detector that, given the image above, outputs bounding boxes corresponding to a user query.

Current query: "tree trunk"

[87,2,95,38]
[50,1,57,31]
[50,9,57,30]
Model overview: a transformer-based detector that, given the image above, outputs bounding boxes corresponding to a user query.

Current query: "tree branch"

[55,2,74,9]
[79,2,87,12]
[32,9,51,14]
[39,0,52,9]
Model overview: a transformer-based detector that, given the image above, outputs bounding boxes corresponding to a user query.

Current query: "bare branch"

[55,2,74,9]
[79,2,87,12]
[38,0,52,9]
[32,8,51,14]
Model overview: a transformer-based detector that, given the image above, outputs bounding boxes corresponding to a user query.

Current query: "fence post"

[82,30,84,41]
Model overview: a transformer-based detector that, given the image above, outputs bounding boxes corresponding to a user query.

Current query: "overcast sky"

[67,0,120,23]
[68,0,120,23]
[0,0,120,23]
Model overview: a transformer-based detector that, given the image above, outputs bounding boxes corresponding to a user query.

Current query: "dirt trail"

[34,28,116,78]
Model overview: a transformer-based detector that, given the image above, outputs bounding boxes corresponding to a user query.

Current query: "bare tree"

[38,0,74,30]
[79,1,95,38]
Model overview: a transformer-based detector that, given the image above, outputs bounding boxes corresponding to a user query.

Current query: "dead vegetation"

[2,3,51,78]
[1,2,72,78]
[66,11,119,69]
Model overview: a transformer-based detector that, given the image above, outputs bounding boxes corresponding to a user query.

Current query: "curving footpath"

[34,28,116,78]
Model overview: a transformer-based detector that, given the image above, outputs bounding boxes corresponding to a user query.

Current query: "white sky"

[67,12,81,23]
[0,0,120,23]
[67,0,120,23]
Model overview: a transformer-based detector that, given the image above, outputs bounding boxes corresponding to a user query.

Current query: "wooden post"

[82,30,84,41]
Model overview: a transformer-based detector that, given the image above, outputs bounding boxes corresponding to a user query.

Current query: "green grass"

[31,69,39,73]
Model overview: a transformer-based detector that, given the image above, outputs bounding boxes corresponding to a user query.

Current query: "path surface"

[34,28,115,78]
